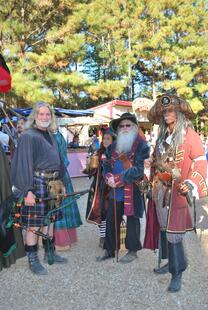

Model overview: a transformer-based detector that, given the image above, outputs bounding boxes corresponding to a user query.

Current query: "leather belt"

[34,170,59,179]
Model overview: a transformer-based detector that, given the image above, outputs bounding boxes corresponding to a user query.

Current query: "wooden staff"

[113,188,119,262]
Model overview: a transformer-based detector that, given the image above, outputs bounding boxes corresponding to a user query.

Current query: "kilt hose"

[21,175,62,227]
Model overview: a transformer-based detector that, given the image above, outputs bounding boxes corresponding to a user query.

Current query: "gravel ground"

[0,177,208,310]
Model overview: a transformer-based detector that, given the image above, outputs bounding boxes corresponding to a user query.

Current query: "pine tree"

[0,0,89,107]
[0,0,207,112]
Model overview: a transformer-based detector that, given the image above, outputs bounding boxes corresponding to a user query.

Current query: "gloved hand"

[178,181,194,207]
[146,189,152,200]
[178,181,193,195]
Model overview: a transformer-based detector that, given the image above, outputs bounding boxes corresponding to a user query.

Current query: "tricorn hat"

[147,93,195,124]
[110,112,138,132]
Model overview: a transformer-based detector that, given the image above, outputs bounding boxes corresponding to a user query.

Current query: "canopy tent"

[57,115,109,148]
[57,116,109,126]
[0,106,94,123]
[12,107,94,117]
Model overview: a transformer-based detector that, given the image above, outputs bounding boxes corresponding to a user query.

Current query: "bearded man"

[147,93,207,292]
[11,102,67,275]
[97,113,150,263]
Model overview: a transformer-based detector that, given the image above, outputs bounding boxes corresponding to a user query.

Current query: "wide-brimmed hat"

[147,93,195,124]
[110,112,138,132]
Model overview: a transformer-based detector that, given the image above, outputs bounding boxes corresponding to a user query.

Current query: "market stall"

[57,116,109,177]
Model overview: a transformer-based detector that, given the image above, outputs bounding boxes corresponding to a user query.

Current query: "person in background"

[86,128,115,249]
[0,143,25,272]
[146,93,207,292]
[88,134,100,155]
[144,130,151,143]
[16,117,26,138]
[0,127,9,152]
[52,129,82,251]
[69,134,80,148]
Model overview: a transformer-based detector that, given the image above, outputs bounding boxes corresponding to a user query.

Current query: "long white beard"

[36,119,51,129]
[116,130,137,154]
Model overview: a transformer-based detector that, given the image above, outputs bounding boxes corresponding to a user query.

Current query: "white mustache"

[36,119,51,128]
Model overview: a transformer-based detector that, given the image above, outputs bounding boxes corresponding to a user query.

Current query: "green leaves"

[0,0,207,113]
[87,79,126,100]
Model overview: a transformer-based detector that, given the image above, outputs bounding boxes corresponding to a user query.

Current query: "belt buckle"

[35,170,58,178]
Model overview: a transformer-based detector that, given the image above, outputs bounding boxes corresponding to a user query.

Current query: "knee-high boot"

[25,244,47,275]
[168,241,187,292]
[154,231,169,274]
[43,237,68,265]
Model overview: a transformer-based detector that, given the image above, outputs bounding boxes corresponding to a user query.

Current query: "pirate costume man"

[145,93,207,292]
[11,102,67,275]
[97,113,150,263]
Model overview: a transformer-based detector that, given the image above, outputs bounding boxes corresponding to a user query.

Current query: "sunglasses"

[119,124,132,128]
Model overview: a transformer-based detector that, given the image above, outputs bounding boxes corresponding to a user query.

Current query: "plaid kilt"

[21,175,62,227]
[54,168,82,231]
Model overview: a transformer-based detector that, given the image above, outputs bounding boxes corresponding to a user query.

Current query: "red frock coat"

[166,127,207,233]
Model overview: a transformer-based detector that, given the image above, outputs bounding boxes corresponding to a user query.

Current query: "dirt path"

[0,177,208,310]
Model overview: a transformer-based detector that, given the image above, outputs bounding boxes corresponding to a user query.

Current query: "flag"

[0,54,11,93]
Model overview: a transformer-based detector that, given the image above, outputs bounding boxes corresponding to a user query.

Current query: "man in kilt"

[11,102,67,275]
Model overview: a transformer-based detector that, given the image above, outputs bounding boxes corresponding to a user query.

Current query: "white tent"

[57,116,109,146]
[57,116,109,126]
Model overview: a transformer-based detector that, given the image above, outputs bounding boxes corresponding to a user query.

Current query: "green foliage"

[0,0,207,115]
[86,79,126,100]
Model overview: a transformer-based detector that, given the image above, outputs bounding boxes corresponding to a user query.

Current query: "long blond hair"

[25,101,57,132]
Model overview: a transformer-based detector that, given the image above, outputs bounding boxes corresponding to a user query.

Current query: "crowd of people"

[0,93,207,294]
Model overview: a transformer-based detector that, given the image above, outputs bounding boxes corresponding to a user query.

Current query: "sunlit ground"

[195,197,208,257]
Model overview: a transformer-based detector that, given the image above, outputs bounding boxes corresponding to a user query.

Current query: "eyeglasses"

[119,124,132,128]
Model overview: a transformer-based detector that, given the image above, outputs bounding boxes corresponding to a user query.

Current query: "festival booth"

[91,98,155,131]
[91,99,133,120]
[57,115,109,177]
